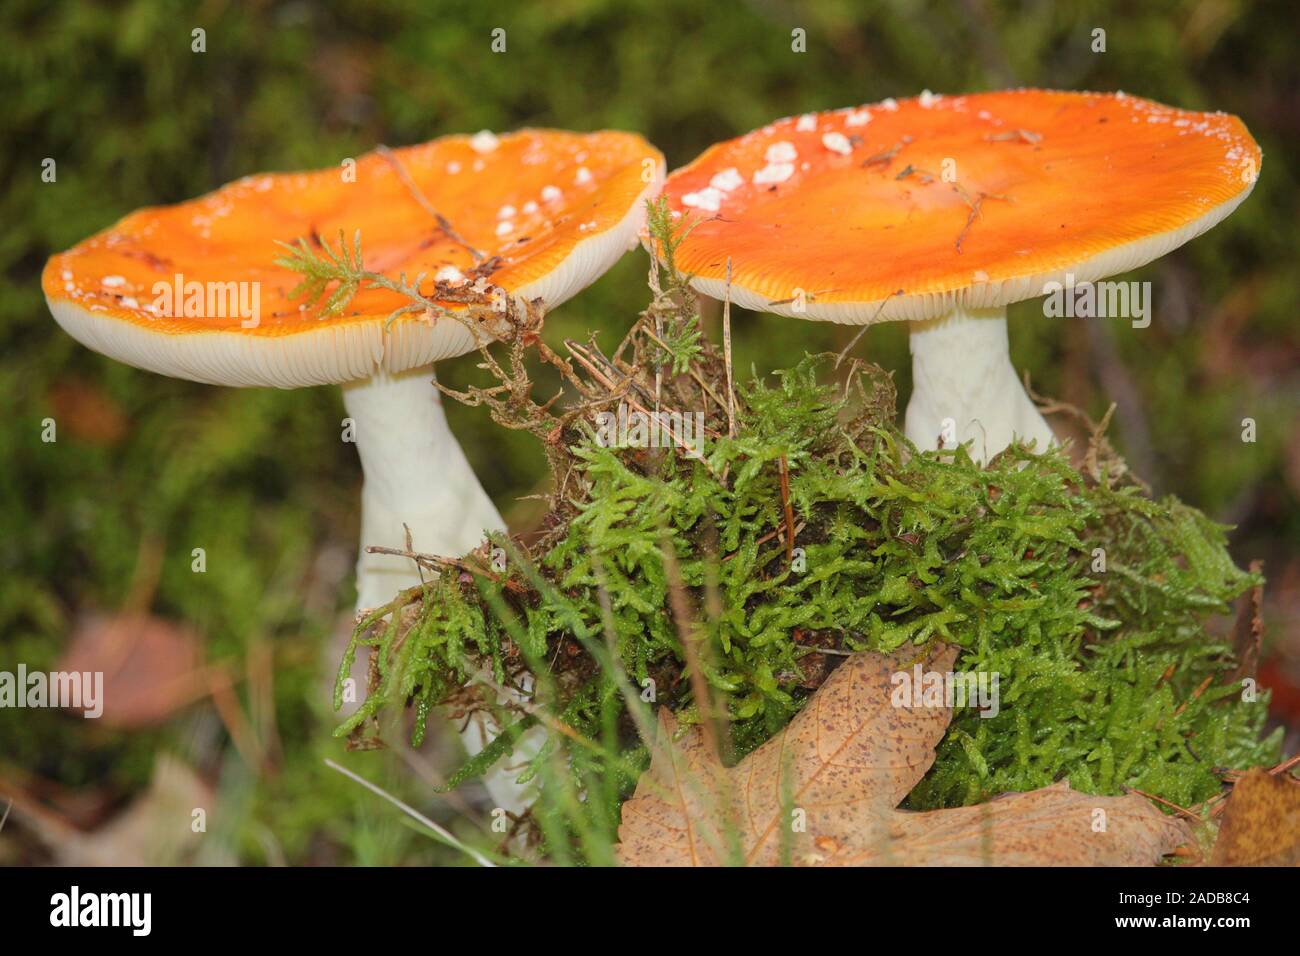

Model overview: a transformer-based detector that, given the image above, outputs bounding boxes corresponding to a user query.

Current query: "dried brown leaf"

[47,381,128,445]
[1209,769,1300,866]
[7,755,215,866]
[818,781,1191,866]
[616,643,1193,866]
[57,613,208,728]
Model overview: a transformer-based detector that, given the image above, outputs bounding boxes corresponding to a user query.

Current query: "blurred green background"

[2,0,1297,864]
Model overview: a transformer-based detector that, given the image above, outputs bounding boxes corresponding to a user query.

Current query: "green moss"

[340,349,1279,828]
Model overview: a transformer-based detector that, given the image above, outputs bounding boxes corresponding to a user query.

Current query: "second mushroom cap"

[659,90,1260,461]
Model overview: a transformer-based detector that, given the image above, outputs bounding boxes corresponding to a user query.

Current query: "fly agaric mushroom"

[44,130,663,815]
[660,90,1260,461]
[44,129,664,611]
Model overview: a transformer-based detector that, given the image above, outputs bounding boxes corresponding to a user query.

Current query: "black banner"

[0,865,1285,941]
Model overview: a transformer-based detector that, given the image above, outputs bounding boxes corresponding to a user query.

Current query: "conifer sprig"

[273,230,367,317]
[274,229,505,330]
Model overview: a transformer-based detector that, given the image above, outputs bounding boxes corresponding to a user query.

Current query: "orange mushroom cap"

[45,129,664,387]
[660,90,1259,323]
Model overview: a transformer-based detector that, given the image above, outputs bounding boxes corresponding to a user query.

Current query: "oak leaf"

[616,642,1193,866]
[1209,768,1300,866]
[57,613,208,728]
[5,754,216,866]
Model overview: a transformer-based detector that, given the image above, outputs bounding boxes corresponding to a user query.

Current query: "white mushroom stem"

[343,366,505,607]
[342,365,541,814]
[903,304,1055,464]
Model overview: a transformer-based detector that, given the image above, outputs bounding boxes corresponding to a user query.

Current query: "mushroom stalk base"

[903,305,1055,463]
[342,367,541,815]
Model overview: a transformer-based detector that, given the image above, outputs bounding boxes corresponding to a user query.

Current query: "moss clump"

[341,354,1277,809]
[330,203,1278,845]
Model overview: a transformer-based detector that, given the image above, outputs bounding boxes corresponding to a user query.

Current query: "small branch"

[777,456,796,563]
[721,520,807,563]
[576,338,658,409]
[1124,786,1201,823]
[952,185,1008,253]
[894,164,936,184]
[564,341,725,467]
[1270,753,1300,777]
[1171,674,1215,719]
[835,291,903,368]
[376,145,485,262]
[860,136,912,170]
[364,545,529,595]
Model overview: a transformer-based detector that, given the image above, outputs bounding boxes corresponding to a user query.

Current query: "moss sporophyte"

[302,198,1278,849]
